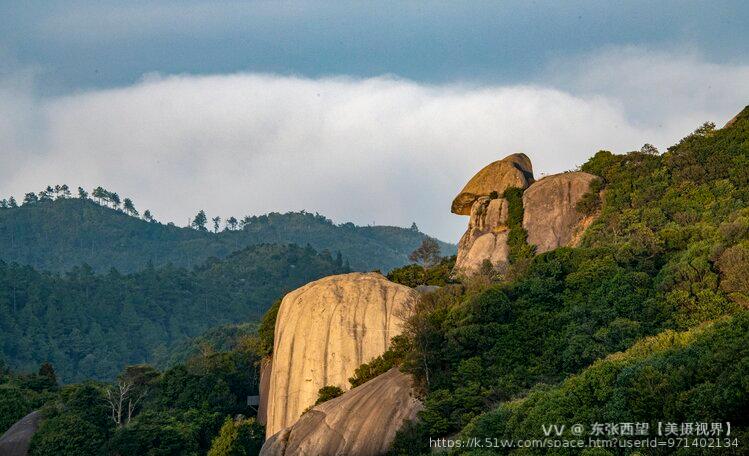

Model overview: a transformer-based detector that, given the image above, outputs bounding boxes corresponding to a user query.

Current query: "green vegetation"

[0,243,349,382]
[386,256,456,288]
[460,314,748,455]
[208,416,264,456]
[384,110,749,454]
[8,345,264,455]
[0,361,58,434]
[0,196,455,273]
[314,386,344,405]
[503,187,535,264]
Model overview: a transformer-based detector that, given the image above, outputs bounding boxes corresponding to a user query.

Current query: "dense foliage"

[0,243,349,382]
[0,361,58,434]
[386,256,456,288]
[0,197,455,273]
[385,110,749,454]
[15,347,264,456]
[460,313,748,455]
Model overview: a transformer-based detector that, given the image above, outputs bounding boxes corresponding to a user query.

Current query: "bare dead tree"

[105,380,148,427]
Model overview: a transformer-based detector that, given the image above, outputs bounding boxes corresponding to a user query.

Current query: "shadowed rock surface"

[0,411,42,456]
[522,172,598,253]
[257,356,272,425]
[451,153,534,215]
[260,368,422,456]
[265,272,418,438]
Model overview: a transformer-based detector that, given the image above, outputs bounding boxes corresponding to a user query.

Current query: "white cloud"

[1,49,747,242]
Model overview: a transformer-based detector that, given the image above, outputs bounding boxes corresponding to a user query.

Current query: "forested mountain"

[0,243,349,382]
[1,110,747,456]
[0,197,455,273]
[376,109,749,453]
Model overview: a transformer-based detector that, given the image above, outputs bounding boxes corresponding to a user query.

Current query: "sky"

[1,1,748,242]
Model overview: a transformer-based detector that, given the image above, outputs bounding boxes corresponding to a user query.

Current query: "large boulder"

[0,411,42,456]
[451,153,534,215]
[522,172,599,253]
[261,368,422,456]
[454,196,511,274]
[265,272,418,438]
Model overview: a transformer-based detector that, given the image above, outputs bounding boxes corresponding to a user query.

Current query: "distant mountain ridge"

[0,198,455,273]
[0,243,350,382]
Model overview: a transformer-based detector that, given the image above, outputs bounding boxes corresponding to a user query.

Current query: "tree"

[226,217,238,231]
[212,216,222,233]
[23,192,38,205]
[59,185,71,198]
[143,210,154,222]
[693,121,716,137]
[8,196,17,208]
[38,362,58,387]
[104,365,156,428]
[640,143,659,155]
[123,198,138,217]
[28,414,105,456]
[0,199,7,209]
[314,385,343,405]
[92,187,107,204]
[38,186,54,201]
[409,237,441,267]
[110,192,121,209]
[78,187,88,199]
[410,222,419,232]
[207,416,264,456]
[192,210,208,231]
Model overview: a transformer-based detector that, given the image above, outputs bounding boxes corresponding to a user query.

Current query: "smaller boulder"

[260,368,421,456]
[522,172,599,253]
[0,411,42,456]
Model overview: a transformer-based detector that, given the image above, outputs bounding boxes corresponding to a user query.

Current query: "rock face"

[261,368,422,456]
[265,272,418,438]
[0,411,42,456]
[452,154,599,275]
[522,172,599,253]
[451,153,534,215]
[454,196,511,274]
[257,356,272,425]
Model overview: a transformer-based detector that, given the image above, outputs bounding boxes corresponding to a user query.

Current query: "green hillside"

[376,109,749,453]
[459,313,748,455]
[0,243,349,383]
[0,198,455,273]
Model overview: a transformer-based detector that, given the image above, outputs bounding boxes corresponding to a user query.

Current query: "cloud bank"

[1,49,747,242]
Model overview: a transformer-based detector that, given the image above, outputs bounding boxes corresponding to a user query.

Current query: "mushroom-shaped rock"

[522,171,599,253]
[265,272,418,438]
[451,153,534,215]
[0,411,42,456]
[261,368,422,456]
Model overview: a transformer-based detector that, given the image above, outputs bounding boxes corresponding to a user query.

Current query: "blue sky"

[1,1,749,241]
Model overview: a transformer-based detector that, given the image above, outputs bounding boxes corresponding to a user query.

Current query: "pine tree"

[192,210,208,231]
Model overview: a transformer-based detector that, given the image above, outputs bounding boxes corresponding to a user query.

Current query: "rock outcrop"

[522,172,598,253]
[265,272,418,438]
[261,368,422,456]
[452,154,599,275]
[451,153,534,215]
[454,196,511,273]
[0,411,42,456]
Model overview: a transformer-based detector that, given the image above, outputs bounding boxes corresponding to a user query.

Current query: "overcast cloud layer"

[2,49,748,242]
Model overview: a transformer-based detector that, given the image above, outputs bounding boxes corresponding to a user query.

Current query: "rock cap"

[451,153,534,215]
